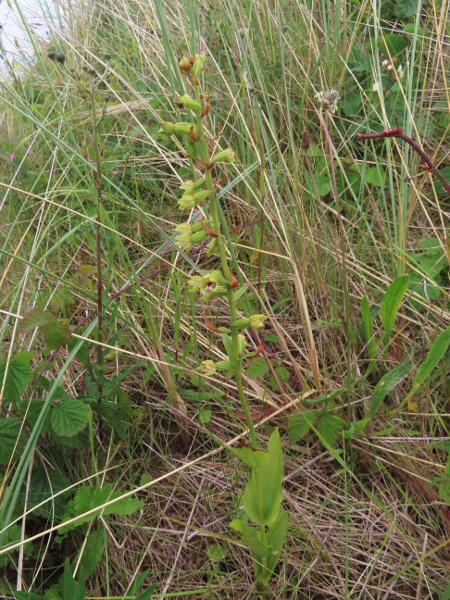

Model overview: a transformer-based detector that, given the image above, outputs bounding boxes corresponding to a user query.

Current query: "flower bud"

[175,94,203,112]
[210,148,235,164]
[237,334,247,354]
[191,189,213,203]
[178,194,196,210]
[198,360,216,376]
[207,237,219,257]
[191,52,206,78]
[178,56,191,72]
[232,317,250,330]
[191,230,208,244]
[249,314,267,329]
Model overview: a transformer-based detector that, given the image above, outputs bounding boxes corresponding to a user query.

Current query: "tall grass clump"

[1,0,450,598]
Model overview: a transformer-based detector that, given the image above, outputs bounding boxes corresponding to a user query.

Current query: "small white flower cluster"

[381,59,404,78]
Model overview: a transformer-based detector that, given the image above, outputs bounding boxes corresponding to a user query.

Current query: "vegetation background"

[1,0,450,598]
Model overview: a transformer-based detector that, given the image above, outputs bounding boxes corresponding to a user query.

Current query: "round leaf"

[51,400,91,437]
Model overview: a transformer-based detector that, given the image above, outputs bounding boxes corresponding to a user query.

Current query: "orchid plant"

[160,53,288,591]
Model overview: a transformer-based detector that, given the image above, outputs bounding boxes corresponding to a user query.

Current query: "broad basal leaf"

[409,324,450,398]
[370,360,412,415]
[243,429,284,527]
[51,400,91,437]
[380,275,409,344]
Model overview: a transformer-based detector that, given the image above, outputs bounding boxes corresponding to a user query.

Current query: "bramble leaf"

[51,400,91,437]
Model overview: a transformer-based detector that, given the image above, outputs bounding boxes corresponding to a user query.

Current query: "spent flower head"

[314,89,340,114]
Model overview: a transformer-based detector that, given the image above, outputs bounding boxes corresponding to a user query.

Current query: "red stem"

[356,124,450,194]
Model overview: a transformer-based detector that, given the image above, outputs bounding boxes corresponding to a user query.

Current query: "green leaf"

[221,333,235,366]
[73,529,105,579]
[51,429,89,448]
[379,33,407,58]
[51,400,91,437]
[20,468,71,519]
[360,297,375,361]
[0,418,26,464]
[247,357,269,379]
[59,484,144,533]
[243,429,284,526]
[434,167,450,195]
[409,325,450,397]
[269,366,290,391]
[229,519,271,558]
[0,352,33,403]
[305,173,332,197]
[236,447,269,470]
[341,93,362,117]
[19,400,51,434]
[50,288,75,313]
[198,408,211,424]
[395,0,420,18]
[370,360,412,415]
[316,413,346,447]
[19,308,54,332]
[14,593,44,600]
[266,510,289,575]
[135,585,157,600]
[380,275,409,345]
[364,167,385,187]
[287,410,318,444]
[41,320,71,350]
[68,335,89,366]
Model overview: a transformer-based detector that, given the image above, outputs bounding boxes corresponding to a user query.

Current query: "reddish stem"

[356,124,450,194]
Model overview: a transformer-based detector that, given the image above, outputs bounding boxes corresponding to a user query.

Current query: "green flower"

[175,94,203,112]
[198,360,216,376]
[175,223,193,252]
[189,270,224,300]
[232,314,267,330]
[178,194,196,210]
[210,148,235,164]
[191,52,206,78]
[249,314,267,330]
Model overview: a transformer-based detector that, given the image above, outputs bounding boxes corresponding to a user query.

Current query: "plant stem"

[193,86,257,448]
[356,124,450,194]
[90,89,104,396]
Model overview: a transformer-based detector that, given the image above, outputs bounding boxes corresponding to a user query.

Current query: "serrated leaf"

[246,357,269,378]
[19,399,51,434]
[19,468,71,519]
[0,352,33,403]
[380,275,409,345]
[59,484,144,533]
[370,360,412,415]
[51,429,89,448]
[19,307,54,332]
[434,167,450,195]
[316,413,346,447]
[380,33,407,58]
[288,410,318,444]
[364,167,385,187]
[50,288,75,314]
[342,93,362,117]
[409,325,450,397]
[41,320,71,350]
[0,418,26,464]
[395,0,420,18]
[51,400,91,437]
